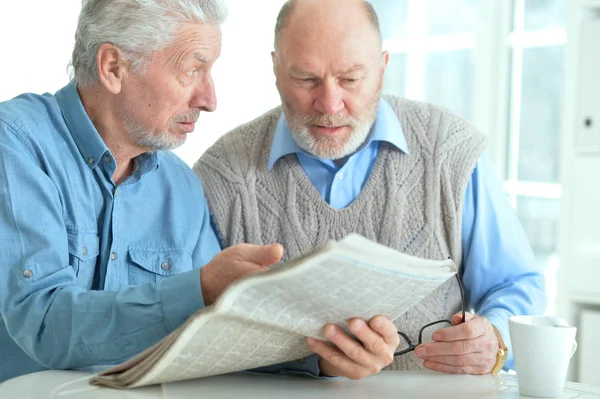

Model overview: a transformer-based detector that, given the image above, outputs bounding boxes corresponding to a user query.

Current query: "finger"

[323,324,376,366]
[432,316,486,342]
[415,336,487,357]
[422,360,489,375]
[423,352,494,370]
[230,243,284,266]
[368,316,400,349]
[349,319,395,364]
[305,337,371,380]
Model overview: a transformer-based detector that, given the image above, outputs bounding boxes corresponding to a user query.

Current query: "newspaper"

[90,234,457,389]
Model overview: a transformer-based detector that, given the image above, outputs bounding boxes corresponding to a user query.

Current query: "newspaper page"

[91,234,456,388]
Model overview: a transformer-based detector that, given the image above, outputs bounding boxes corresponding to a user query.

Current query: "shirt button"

[82,247,88,256]
[104,155,111,163]
[111,252,118,261]
[337,172,344,180]
[23,269,33,278]
[87,158,94,165]
[161,262,171,271]
[114,189,119,197]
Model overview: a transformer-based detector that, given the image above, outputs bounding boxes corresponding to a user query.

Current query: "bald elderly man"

[195,0,546,379]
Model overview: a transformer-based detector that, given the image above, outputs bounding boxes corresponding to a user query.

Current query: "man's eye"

[343,78,358,84]
[298,77,315,83]
[186,69,199,77]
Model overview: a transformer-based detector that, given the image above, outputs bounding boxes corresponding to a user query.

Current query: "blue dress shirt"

[0,81,220,382]
[268,99,547,370]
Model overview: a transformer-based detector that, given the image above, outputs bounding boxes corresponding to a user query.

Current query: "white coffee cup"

[508,315,577,398]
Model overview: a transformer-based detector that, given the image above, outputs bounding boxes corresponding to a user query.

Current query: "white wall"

[175,0,285,164]
[0,0,285,166]
[0,1,80,98]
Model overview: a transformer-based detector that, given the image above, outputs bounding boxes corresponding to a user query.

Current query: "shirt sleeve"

[461,151,547,370]
[0,122,209,370]
[248,355,323,377]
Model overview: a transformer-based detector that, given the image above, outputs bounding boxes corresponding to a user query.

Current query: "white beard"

[290,118,374,160]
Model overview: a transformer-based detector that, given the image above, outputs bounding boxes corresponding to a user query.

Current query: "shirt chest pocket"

[128,247,193,285]
[67,232,100,290]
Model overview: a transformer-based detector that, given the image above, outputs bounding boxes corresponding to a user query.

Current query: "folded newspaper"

[90,234,457,389]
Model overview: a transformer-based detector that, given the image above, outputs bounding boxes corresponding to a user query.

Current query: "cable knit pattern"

[194,95,486,371]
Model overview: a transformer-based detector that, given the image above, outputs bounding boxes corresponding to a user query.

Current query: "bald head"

[274,0,382,52]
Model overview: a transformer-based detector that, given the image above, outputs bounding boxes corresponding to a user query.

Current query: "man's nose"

[314,80,344,115]
[190,75,217,112]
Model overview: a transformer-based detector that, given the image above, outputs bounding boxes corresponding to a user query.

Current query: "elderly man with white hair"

[0,0,285,382]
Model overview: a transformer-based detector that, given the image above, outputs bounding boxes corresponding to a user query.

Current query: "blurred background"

[2,0,598,384]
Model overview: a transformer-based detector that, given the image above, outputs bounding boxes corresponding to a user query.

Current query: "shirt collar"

[268,98,408,170]
[55,80,159,175]
[55,80,110,170]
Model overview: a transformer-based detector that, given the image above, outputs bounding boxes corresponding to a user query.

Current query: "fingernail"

[350,319,363,331]
[372,317,383,329]
[415,346,427,358]
[272,244,283,259]
[432,333,441,341]
[325,325,336,339]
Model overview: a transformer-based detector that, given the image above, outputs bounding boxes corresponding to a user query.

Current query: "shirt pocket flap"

[67,233,100,262]
[128,247,192,277]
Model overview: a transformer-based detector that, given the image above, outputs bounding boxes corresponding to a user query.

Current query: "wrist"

[199,267,214,306]
[317,357,335,377]
[490,324,508,375]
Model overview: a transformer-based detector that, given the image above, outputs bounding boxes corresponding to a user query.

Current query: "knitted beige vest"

[194,95,486,370]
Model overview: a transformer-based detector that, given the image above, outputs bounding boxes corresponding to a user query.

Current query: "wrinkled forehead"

[162,22,222,64]
[277,3,381,68]
[279,27,381,73]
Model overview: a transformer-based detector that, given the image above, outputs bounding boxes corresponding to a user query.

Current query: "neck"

[78,84,146,185]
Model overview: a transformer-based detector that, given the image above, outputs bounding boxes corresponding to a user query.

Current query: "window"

[373,0,478,121]
[372,0,565,314]
[507,0,565,314]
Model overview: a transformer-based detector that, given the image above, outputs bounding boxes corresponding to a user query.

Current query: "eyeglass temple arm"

[455,272,466,324]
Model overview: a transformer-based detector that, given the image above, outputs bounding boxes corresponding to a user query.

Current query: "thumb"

[452,312,474,326]
[236,243,284,266]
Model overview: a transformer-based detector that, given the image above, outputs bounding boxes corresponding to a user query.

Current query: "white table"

[1,370,599,399]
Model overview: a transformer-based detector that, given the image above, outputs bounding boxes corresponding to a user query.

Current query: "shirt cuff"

[158,268,205,332]
[482,309,514,370]
[248,354,330,378]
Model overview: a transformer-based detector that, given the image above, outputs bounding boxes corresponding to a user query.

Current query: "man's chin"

[158,138,186,151]
[140,137,187,152]
[308,144,352,160]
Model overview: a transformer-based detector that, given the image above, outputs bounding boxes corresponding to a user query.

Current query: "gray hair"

[71,0,228,87]
[274,0,382,50]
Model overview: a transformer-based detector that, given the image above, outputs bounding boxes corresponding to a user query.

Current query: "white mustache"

[171,111,200,124]
[302,114,357,128]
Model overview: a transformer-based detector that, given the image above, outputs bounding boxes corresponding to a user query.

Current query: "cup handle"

[570,340,578,358]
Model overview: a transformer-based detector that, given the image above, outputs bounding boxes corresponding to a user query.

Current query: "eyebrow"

[289,66,314,76]
[289,64,367,76]
[185,52,212,64]
[336,64,367,75]
[169,52,212,69]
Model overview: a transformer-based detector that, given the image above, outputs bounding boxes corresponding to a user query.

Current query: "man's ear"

[97,43,127,94]
[271,51,278,76]
[380,50,390,76]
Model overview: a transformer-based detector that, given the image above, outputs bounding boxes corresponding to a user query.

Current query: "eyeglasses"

[394,273,466,357]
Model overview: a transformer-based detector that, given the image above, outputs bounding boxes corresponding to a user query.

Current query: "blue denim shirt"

[0,81,220,382]
[268,99,547,370]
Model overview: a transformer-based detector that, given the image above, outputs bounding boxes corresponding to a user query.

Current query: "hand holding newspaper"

[90,234,457,389]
